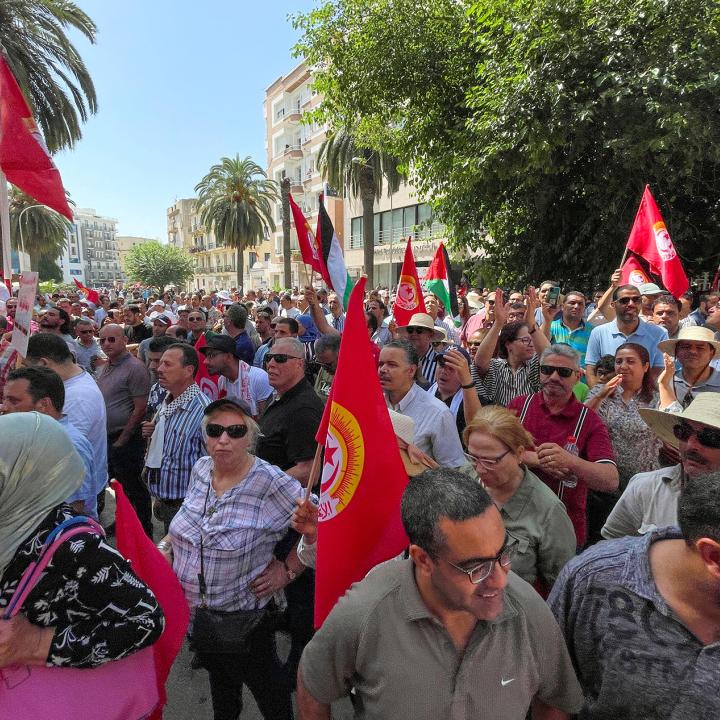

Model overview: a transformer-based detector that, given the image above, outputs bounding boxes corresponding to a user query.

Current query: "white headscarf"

[0,412,84,579]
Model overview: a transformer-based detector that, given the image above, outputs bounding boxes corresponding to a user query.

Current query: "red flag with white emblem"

[625,185,689,298]
[393,237,427,326]
[194,333,222,401]
[313,277,409,627]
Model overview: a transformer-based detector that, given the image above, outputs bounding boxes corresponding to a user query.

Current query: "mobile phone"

[547,286,561,307]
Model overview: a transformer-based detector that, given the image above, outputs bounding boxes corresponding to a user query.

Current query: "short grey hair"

[202,400,261,454]
[541,344,580,369]
[272,336,305,358]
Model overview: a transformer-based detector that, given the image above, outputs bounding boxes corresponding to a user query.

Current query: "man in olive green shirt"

[297,468,582,720]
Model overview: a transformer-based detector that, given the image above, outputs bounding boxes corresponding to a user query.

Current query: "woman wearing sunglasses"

[463,406,576,594]
[584,343,663,540]
[160,397,303,720]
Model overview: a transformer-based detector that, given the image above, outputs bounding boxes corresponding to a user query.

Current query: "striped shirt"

[418,348,439,386]
[169,456,302,612]
[326,313,346,332]
[550,319,593,366]
[145,383,211,500]
[478,355,540,407]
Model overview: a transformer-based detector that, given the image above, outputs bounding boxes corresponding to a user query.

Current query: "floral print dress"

[0,505,164,668]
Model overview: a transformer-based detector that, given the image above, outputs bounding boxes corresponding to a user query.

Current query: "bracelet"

[461,381,475,389]
[157,540,171,552]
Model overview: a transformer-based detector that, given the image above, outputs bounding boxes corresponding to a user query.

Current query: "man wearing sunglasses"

[509,344,618,546]
[602,393,720,539]
[585,284,668,388]
[298,468,583,719]
[550,471,720,719]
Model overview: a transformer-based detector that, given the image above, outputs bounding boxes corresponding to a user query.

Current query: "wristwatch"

[284,560,297,581]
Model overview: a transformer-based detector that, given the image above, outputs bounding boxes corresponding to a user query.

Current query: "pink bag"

[0,519,160,720]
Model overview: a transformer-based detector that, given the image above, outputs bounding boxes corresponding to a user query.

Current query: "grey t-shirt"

[549,527,720,719]
[300,559,582,719]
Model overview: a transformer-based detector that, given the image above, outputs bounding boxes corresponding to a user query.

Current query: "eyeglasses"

[616,296,641,305]
[405,327,429,335]
[512,336,533,346]
[205,423,248,439]
[464,448,511,468]
[673,422,720,449]
[432,341,448,348]
[99,337,118,344]
[467,341,482,347]
[445,535,518,584]
[540,364,575,378]
[266,353,303,364]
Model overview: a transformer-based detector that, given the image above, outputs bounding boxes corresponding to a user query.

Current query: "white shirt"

[218,361,273,416]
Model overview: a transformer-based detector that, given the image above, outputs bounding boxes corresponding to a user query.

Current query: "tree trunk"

[281,177,292,288]
[360,165,376,288]
[236,247,243,292]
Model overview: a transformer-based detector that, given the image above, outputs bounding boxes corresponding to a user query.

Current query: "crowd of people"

[1,271,719,719]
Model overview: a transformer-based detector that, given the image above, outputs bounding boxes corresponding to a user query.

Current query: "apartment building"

[116,236,155,274]
[72,208,124,288]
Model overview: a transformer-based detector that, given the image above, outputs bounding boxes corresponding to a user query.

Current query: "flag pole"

[619,247,629,269]
[0,170,13,286]
[304,442,324,502]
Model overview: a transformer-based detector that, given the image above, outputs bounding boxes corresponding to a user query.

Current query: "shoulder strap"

[4,519,104,620]
[518,393,536,423]
[571,405,589,442]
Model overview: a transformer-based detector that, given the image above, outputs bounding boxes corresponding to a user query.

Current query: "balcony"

[291,179,304,194]
[283,143,303,159]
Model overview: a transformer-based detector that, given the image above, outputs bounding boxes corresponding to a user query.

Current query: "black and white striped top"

[477,355,540,407]
[418,348,439,386]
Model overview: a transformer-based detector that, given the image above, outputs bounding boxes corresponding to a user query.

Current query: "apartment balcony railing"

[349,223,447,250]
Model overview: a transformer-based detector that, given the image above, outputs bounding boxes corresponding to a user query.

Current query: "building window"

[249,252,257,268]
[264,252,270,263]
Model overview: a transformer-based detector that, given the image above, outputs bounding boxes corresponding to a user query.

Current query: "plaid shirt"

[169,456,302,612]
[145,383,210,500]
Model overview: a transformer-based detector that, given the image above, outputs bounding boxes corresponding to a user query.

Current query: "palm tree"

[9,187,71,272]
[0,0,98,152]
[280,177,292,287]
[318,129,404,288]
[195,156,279,291]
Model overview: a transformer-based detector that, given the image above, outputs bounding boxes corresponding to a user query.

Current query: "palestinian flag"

[424,242,458,316]
[317,194,353,309]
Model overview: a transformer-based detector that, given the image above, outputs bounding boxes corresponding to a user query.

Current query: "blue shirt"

[585,319,668,368]
[232,331,255,365]
[60,416,98,518]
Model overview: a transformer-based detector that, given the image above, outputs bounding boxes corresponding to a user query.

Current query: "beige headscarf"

[0,412,85,579]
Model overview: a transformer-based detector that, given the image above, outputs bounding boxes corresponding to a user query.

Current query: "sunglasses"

[616,296,641,305]
[539,364,575,378]
[266,353,303,364]
[467,341,482,347]
[405,327,430,335]
[99,336,118,343]
[205,423,248,439]
[673,422,720,449]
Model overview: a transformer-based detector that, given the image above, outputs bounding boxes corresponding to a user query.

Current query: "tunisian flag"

[314,277,409,627]
[73,278,100,306]
[625,185,689,298]
[113,480,189,720]
[393,237,426,326]
[0,56,72,220]
[619,254,651,287]
[288,193,327,279]
[194,332,222,401]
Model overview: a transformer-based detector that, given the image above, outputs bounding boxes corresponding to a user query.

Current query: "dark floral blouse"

[0,505,164,668]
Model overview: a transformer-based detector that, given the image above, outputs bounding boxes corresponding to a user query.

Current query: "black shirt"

[257,378,323,471]
[124,322,153,343]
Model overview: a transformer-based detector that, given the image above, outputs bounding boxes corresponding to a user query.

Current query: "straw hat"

[639,394,720,449]
[388,409,434,476]
[397,313,446,341]
[466,291,483,310]
[658,326,720,360]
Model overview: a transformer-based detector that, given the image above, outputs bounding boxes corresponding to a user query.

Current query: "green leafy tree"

[124,241,194,291]
[318,129,403,288]
[1,0,98,152]
[195,156,278,291]
[37,255,63,282]
[295,0,720,287]
[9,187,71,272]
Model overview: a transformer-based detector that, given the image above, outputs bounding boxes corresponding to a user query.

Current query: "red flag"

[73,278,99,306]
[112,479,189,720]
[314,277,409,627]
[194,333,223,401]
[711,264,720,292]
[393,237,427,326]
[288,192,328,280]
[619,254,652,287]
[0,57,72,220]
[625,185,689,298]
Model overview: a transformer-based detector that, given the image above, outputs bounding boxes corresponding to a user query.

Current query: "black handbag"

[190,480,266,655]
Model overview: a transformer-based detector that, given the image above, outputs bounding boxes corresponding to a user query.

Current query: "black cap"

[197,334,239,357]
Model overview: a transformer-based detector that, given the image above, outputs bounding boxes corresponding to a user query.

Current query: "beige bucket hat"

[639,393,720,449]
[466,291,483,310]
[658,326,720,360]
[397,313,446,341]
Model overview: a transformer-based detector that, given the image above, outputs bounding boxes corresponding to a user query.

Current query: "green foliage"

[9,187,71,271]
[1,0,98,152]
[295,0,720,287]
[124,241,194,291]
[37,255,62,282]
[195,155,278,291]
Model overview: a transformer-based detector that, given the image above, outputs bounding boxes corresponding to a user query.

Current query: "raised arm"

[474,288,505,375]
[304,286,338,337]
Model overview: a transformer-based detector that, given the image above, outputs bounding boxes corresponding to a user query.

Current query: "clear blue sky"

[56,0,316,240]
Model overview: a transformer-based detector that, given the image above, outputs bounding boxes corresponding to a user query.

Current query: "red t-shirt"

[508,392,615,546]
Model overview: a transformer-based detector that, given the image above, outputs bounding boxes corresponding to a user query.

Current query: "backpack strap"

[4,518,105,620]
